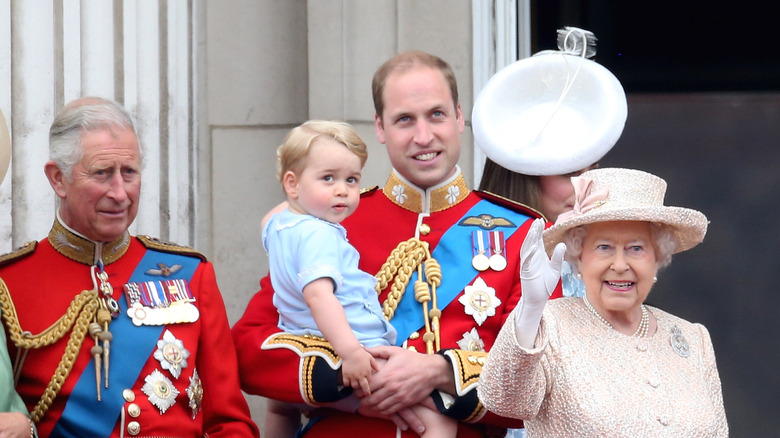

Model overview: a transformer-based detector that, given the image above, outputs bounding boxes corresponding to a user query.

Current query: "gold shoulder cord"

[375,237,442,354]
[0,278,99,423]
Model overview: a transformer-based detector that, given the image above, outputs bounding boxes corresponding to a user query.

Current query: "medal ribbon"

[490,231,504,257]
[390,200,530,344]
[472,230,487,258]
[51,249,199,438]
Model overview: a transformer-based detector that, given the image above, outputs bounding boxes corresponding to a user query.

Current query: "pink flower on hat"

[556,176,609,223]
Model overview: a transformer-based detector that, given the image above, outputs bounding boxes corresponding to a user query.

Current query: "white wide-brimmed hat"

[472,27,627,175]
[543,168,708,254]
[0,107,10,184]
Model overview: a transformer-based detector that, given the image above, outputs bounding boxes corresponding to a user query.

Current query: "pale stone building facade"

[1,0,524,427]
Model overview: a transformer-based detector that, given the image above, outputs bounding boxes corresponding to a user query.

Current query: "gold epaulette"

[136,235,206,262]
[0,241,37,268]
[360,185,379,196]
[474,190,545,220]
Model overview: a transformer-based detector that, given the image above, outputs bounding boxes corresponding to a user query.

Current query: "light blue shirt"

[561,261,586,298]
[263,209,397,347]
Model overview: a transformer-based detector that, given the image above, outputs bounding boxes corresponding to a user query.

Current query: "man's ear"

[456,103,465,134]
[374,114,386,145]
[282,171,299,199]
[44,161,67,198]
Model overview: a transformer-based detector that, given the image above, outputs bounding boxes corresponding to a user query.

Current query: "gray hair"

[561,222,677,275]
[49,97,141,180]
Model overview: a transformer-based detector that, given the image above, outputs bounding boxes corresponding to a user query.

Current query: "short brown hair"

[372,50,459,120]
[276,120,367,184]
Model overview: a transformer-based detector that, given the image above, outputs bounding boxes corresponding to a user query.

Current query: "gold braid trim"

[374,238,442,353]
[0,278,99,423]
[302,356,317,405]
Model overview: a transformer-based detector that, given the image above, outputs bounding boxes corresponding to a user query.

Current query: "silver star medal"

[186,369,204,419]
[142,369,180,414]
[457,328,485,352]
[154,330,190,379]
[458,277,502,326]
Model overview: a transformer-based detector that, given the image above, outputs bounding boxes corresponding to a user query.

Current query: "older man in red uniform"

[233,51,561,437]
[0,97,258,437]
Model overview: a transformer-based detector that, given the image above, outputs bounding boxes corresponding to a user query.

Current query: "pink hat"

[543,168,709,255]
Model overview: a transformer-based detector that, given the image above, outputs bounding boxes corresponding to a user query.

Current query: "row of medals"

[471,230,507,272]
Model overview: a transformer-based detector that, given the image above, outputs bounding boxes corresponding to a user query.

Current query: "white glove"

[514,218,566,348]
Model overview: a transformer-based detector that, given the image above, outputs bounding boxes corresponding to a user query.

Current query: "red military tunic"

[0,218,258,438]
[232,169,561,437]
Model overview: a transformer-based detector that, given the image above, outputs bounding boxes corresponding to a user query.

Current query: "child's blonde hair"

[277,120,368,184]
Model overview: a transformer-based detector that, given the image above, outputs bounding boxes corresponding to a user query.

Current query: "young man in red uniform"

[0,97,259,437]
[232,51,561,437]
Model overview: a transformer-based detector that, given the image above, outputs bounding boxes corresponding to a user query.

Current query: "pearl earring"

[653,276,658,283]
[576,272,582,280]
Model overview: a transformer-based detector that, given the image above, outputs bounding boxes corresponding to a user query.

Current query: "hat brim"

[543,206,709,255]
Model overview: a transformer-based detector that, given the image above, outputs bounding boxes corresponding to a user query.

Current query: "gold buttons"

[419,224,431,235]
[128,403,141,418]
[467,355,486,366]
[127,421,140,436]
[122,389,135,402]
[408,331,420,340]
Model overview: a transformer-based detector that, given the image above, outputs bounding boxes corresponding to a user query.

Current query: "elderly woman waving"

[478,168,728,437]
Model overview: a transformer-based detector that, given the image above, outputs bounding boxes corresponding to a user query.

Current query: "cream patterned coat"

[479,297,728,437]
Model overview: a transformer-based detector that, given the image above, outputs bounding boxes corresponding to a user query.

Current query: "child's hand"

[341,347,377,395]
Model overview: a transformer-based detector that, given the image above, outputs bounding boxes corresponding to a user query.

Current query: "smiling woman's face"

[578,220,659,317]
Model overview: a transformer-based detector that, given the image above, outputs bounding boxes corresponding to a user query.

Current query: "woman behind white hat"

[477,168,728,437]
[476,27,627,306]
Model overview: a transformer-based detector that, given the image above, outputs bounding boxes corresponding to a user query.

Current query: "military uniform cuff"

[262,333,353,405]
[434,349,487,422]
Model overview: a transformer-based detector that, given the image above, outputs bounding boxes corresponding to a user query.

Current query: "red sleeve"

[233,275,307,403]
[232,275,352,406]
[193,262,260,437]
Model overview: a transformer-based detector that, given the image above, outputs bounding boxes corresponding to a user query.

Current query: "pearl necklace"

[583,296,649,338]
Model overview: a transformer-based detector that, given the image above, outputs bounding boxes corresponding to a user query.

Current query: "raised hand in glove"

[514,218,566,348]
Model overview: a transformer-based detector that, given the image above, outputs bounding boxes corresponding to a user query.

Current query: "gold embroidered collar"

[48,216,131,266]
[382,167,470,214]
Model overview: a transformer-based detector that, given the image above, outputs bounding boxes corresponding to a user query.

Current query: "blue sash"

[391,200,530,343]
[50,249,199,438]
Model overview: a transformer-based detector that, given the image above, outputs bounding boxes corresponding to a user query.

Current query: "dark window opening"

[530,1,780,92]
